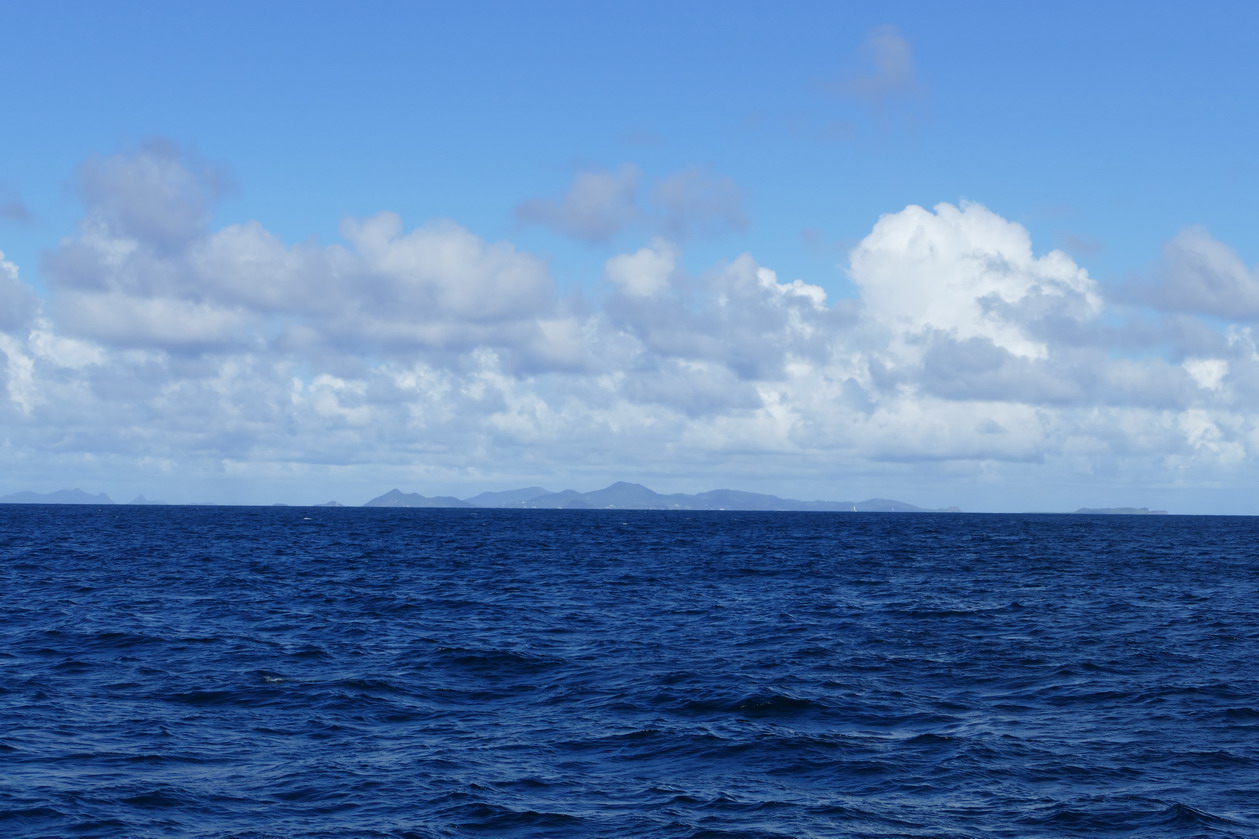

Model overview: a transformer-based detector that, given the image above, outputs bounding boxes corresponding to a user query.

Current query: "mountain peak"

[362,489,473,508]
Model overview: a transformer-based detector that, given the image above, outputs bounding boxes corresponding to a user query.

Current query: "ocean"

[2,505,1256,837]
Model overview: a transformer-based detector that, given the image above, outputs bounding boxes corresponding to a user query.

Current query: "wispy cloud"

[839,24,920,102]
[516,164,747,244]
[1136,226,1259,319]
[652,169,747,240]
[514,164,642,244]
[0,199,31,223]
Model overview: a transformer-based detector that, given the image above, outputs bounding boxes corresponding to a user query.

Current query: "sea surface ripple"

[1,506,1257,837]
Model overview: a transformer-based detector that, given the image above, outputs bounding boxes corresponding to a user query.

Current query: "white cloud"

[849,201,1101,362]
[341,212,553,323]
[0,333,37,415]
[44,147,569,366]
[606,249,837,382]
[191,220,328,313]
[28,324,105,369]
[76,140,229,250]
[1184,357,1228,391]
[620,359,763,418]
[604,238,676,298]
[55,292,259,353]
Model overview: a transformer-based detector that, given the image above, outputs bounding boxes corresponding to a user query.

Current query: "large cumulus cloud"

[849,201,1101,361]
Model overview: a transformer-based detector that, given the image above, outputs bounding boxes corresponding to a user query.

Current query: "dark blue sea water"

[2,506,1257,838]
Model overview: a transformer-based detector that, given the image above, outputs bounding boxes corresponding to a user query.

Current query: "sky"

[2,1,1258,512]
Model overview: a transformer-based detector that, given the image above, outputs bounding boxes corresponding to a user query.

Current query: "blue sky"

[2,1,1258,511]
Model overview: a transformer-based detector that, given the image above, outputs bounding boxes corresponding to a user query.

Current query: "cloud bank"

[3,145,1258,508]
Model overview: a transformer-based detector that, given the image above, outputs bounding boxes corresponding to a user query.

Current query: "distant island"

[0,489,172,505]
[0,489,116,505]
[1072,507,1168,515]
[362,481,960,512]
[0,485,1175,515]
